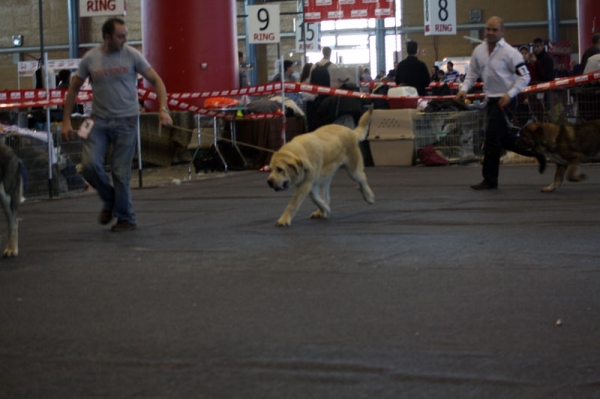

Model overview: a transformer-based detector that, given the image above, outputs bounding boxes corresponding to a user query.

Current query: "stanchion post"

[137,115,143,187]
[279,56,287,145]
[43,52,55,198]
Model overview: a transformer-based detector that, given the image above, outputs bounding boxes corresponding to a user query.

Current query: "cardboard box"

[367,109,418,166]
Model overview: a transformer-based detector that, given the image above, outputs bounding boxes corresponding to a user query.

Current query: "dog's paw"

[3,246,18,257]
[276,216,292,227]
[362,189,375,204]
[310,209,328,219]
[567,173,586,182]
[541,186,556,193]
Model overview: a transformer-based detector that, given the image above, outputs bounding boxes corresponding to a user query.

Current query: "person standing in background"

[61,17,172,232]
[531,38,555,84]
[430,65,440,82]
[270,60,296,83]
[580,32,600,72]
[519,45,542,83]
[310,46,338,88]
[386,62,398,80]
[239,51,249,88]
[361,67,373,82]
[395,41,430,96]
[555,63,570,77]
[443,61,461,83]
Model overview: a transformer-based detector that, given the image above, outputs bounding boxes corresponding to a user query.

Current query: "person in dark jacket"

[531,38,555,84]
[530,38,555,122]
[580,32,600,72]
[395,41,430,96]
[429,65,440,82]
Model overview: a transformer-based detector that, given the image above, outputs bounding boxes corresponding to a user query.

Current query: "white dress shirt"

[461,38,530,99]
[583,54,600,74]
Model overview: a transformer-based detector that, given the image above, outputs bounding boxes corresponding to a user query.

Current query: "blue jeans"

[81,116,138,224]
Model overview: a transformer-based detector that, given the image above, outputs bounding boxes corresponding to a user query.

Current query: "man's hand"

[455,90,467,103]
[498,93,511,107]
[61,120,75,143]
[159,109,173,127]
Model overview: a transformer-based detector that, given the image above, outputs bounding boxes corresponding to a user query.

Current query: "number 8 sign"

[248,4,280,44]
[424,0,456,36]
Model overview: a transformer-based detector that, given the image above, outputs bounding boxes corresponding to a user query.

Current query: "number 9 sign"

[248,4,280,44]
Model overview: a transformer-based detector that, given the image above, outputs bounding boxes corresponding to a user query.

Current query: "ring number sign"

[424,0,456,36]
[295,17,319,52]
[248,4,280,44]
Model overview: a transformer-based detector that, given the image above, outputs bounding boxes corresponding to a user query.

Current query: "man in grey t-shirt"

[62,17,172,232]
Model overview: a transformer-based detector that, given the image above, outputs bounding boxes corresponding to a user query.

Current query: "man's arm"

[61,75,85,143]
[456,54,479,102]
[140,67,173,127]
[501,55,531,107]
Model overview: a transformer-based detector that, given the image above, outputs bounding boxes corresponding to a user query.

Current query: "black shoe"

[470,180,498,190]
[98,208,114,225]
[111,220,137,232]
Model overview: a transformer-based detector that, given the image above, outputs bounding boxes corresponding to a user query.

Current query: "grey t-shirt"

[76,44,150,119]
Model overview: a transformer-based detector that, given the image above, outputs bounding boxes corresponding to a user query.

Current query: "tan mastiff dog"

[267,106,375,226]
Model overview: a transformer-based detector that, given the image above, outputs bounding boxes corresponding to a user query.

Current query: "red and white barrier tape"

[3,72,600,113]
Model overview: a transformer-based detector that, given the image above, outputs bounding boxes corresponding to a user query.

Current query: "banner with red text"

[304,0,395,23]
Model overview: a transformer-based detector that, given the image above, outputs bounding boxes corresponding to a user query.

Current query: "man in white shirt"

[457,16,546,190]
[583,53,600,74]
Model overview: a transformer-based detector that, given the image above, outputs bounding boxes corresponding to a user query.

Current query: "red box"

[387,97,419,109]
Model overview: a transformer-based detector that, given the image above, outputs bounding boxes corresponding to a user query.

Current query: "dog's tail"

[354,104,374,142]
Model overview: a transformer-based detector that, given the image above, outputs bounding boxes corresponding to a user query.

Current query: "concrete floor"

[1,163,600,398]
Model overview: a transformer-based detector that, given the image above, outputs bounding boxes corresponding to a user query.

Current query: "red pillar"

[578,0,600,60]
[141,0,238,109]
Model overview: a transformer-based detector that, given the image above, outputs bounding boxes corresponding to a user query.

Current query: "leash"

[161,122,277,154]
[500,104,523,132]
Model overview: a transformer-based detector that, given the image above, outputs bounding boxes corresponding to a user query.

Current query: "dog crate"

[368,109,418,166]
[412,110,486,164]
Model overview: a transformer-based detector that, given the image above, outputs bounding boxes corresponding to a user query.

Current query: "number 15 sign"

[248,4,280,44]
[295,17,320,52]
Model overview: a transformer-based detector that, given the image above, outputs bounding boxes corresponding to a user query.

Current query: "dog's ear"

[517,124,535,146]
[285,157,304,176]
[544,124,561,145]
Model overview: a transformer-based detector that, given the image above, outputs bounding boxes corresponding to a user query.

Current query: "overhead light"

[12,35,23,47]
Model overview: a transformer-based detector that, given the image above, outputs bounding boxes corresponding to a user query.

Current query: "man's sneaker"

[111,220,137,232]
[99,208,114,225]
[470,180,498,190]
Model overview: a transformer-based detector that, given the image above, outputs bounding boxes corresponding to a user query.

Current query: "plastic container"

[387,86,419,109]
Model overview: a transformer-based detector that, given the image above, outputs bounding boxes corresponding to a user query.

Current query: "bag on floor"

[418,145,450,166]
[193,145,225,173]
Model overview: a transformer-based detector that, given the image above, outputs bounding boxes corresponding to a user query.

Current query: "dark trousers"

[482,98,519,184]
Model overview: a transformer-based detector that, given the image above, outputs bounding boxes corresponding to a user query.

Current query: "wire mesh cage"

[5,131,87,199]
[412,110,486,164]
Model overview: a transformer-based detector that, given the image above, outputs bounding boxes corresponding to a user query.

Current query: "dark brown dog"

[516,121,600,192]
